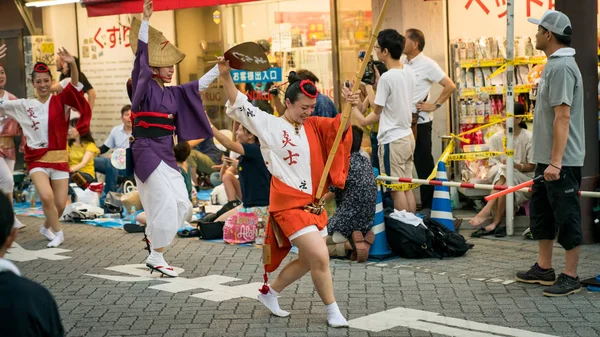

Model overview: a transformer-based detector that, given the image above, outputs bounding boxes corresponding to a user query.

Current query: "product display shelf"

[448,38,543,187]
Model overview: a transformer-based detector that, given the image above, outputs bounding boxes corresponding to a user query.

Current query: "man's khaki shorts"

[378,134,415,181]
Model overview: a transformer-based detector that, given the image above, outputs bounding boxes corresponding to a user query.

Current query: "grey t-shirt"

[532,48,585,167]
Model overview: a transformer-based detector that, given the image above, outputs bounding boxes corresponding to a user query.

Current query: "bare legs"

[270,232,334,303]
[391,190,417,213]
[470,176,506,232]
[31,172,67,247]
[260,231,348,327]
[222,170,241,202]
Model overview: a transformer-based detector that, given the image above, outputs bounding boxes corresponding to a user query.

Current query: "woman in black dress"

[326,126,377,262]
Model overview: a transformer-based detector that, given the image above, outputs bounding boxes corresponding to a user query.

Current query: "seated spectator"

[210,123,270,221]
[67,121,99,201]
[174,141,193,202]
[187,137,224,189]
[96,104,132,197]
[470,103,534,237]
[324,126,377,262]
[0,192,65,337]
[273,70,338,118]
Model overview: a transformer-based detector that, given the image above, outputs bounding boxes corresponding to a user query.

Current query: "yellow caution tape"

[377,180,421,191]
[505,149,514,156]
[447,151,504,161]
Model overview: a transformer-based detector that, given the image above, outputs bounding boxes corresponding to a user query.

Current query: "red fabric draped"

[83,0,259,17]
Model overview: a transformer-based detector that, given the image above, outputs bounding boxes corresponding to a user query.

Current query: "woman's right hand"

[142,0,153,20]
[0,44,6,59]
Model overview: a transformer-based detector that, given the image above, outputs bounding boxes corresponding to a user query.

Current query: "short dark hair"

[296,69,319,83]
[406,28,425,51]
[0,192,14,248]
[377,29,405,60]
[552,32,571,46]
[174,141,191,162]
[540,27,571,47]
[285,71,318,104]
[121,104,132,117]
[351,125,363,153]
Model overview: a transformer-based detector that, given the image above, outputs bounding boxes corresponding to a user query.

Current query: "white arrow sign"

[86,264,263,302]
[5,242,72,262]
[349,307,559,337]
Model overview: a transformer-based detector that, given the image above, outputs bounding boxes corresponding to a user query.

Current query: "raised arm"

[218,58,276,141]
[211,124,245,155]
[131,0,154,110]
[198,65,219,91]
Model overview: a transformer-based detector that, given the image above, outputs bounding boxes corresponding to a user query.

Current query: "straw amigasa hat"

[129,16,185,67]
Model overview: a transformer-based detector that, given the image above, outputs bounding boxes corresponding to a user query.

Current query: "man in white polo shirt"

[95,104,132,197]
[402,29,456,211]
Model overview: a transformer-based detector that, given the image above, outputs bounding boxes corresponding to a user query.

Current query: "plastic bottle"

[466,98,475,117]
[29,184,37,208]
[255,218,265,245]
[484,100,493,119]
[130,206,136,225]
[459,100,468,119]
[475,101,485,117]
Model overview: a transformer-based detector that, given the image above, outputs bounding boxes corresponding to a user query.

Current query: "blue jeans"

[94,157,126,197]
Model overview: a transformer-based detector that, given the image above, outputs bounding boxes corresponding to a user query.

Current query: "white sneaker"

[14,218,26,229]
[47,231,64,248]
[146,252,178,277]
[40,225,55,241]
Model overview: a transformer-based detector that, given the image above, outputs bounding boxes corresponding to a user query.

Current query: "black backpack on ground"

[384,212,437,259]
[423,216,473,258]
[384,210,472,259]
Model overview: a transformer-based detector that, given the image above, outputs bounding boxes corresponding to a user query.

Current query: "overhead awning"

[82,0,258,18]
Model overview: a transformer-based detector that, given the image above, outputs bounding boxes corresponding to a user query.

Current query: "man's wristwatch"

[435,102,442,109]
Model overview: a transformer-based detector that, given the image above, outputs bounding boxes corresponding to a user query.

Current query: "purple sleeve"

[172,81,214,141]
[131,40,153,111]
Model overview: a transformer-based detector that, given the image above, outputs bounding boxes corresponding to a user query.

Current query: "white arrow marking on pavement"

[348,307,559,337]
[86,264,263,302]
[5,242,72,262]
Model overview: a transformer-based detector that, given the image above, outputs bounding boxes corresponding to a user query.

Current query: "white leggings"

[0,157,15,194]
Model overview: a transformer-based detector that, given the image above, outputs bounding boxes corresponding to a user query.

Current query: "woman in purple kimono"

[129,0,216,277]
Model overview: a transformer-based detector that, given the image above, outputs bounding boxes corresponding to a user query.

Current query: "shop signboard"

[230,67,282,84]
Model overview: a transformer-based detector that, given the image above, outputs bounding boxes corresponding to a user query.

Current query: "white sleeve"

[139,20,149,44]
[60,78,84,92]
[374,75,389,107]
[104,128,116,148]
[198,65,219,91]
[225,91,276,144]
[0,99,27,120]
[428,60,447,83]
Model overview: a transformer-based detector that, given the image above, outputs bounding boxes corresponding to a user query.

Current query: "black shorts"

[529,164,582,250]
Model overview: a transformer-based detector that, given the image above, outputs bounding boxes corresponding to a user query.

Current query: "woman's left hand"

[342,87,360,106]
[57,47,75,64]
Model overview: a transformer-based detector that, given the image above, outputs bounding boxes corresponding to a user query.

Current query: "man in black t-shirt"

[0,193,64,337]
[51,56,96,110]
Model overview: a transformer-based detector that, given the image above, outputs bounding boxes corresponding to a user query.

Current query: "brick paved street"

[8,216,600,337]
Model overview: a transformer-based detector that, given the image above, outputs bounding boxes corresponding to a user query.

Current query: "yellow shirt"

[67,142,99,178]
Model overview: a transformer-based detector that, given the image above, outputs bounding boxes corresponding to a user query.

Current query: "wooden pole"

[314,0,390,202]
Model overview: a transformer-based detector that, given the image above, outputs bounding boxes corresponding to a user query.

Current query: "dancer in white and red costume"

[0,47,91,247]
[0,48,25,230]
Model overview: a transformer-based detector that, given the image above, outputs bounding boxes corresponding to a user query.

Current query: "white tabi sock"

[326,302,348,328]
[47,230,64,248]
[40,225,55,241]
[257,288,290,317]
